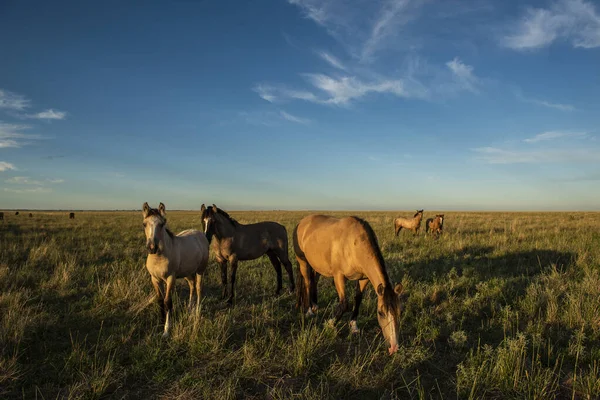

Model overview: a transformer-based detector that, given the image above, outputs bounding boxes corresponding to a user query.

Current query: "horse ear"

[376,283,385,296]
[200,204,206,213]
[394,283,403,295]
[159,202,166,216]
[142,202,150,217]
[212,204,218,212]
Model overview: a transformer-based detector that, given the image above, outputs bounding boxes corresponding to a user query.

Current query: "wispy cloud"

[279,110,311,124]
[239,109,312,126]
[523,131,588,143]
[4,187,52,194]
[27,109,67,120]
[0,89,30,111]
[0,88,67,120]
[503,0,600,50]
[0,122,43,148]
[361,0,424,61]
[6,176,43,185]
[317,50,347,70]
[446,57,480,93]
[0,161,16,172]
[472,146,600,164]
[47,178,64,184]
[253,84,321,104]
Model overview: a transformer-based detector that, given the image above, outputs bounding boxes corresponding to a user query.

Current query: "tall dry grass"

[0,210,599,399]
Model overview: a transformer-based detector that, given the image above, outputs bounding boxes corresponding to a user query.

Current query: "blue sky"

[1,0,599,211]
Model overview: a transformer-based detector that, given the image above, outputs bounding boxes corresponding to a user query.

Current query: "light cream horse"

[394,209,424,236]
[143,202,209,337]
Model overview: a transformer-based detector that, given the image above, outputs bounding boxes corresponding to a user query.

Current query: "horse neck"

[360,252,392,290]
[415,214,423,223]
[160,227,175,257]
[214,217,237,239]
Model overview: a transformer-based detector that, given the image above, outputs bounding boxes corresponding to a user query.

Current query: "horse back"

[295,215,378,278]
[173,230,209,276]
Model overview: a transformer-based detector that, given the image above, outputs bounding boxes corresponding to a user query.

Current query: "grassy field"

[1,210,600,399]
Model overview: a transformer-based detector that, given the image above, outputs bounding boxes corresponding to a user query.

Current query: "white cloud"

[472,146,600,164]
[361,0,423,61]
[47,178,64,184]
[503,0,600,50]
[5,176,43,185]
[446,57,479,93]
[253,84,320,104]
[279,110,311,124]
[239,109,312,126]
[317,51,347,70]
[28,109,67,120]
[0,161,16,172]
[0,89,30,111]
[523,131,588,143]
[304,73,407,105]
[0,122,43,148]
[4,187,51,194]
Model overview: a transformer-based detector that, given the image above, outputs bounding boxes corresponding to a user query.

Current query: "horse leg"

[163,275,175,338]
[226,256,238,306]
[195,273,203,313]
[151,276,165,325]
[310,271,319,312]
[350,279,369,334]
[274,248,295,294]
[296,257,313,315]
[185,276,195,311]
[333,275,349,321]
[266,250,283,296]
[218,258,228,299]
[395,223,402,236]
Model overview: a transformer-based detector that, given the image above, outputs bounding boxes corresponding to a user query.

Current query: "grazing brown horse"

[294,214,403,355]
[143,202,210,337]
[69,212,75,219]
[394,210,424,236]
[426,214,444,237]
[201,204,295,304]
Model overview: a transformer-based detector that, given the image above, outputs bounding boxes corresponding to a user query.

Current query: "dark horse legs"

[267,249,296,295]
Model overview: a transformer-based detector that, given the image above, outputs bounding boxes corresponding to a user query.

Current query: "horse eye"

[143,222,147,228]
[378,310,385,317]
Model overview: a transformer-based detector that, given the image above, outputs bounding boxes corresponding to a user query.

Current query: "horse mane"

[352,216,391,285]
[216,207,238,226]
[165,228,174,239]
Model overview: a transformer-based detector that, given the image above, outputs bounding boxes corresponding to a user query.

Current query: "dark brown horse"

[201,204,295,304]
[294,214,403,355]
[394,209,423,236]
[426,214,444,237]
[69,212,75,219]
[0,212,3,221]
[29,213,33,218]
[15,211,19,216]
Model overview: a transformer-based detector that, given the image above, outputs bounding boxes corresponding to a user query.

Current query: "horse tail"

[293,224,305,310]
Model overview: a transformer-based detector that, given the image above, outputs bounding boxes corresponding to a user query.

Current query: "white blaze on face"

[203,218,209,233]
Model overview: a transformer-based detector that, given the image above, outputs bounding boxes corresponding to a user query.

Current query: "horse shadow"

[398,246,574,283]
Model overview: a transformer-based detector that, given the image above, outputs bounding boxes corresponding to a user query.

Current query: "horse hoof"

[161,331,170,339]
[325,319,336,328]
[305,309,315,318]
[349,321,360,334]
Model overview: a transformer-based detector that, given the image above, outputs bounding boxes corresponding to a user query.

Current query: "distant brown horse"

[201,204,295,304]
[29,213,33,218]
[69,212,75,219]
[15,211,19,216]
[426,214,444,237]
[0,212,3,221]
[294,214,403,355]
[394,210,424,236]
[143,202,210,337]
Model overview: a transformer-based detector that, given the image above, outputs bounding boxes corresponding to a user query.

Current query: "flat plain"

[1,210,599,399]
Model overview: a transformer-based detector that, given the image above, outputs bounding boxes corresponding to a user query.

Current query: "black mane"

[351,216,391,286]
